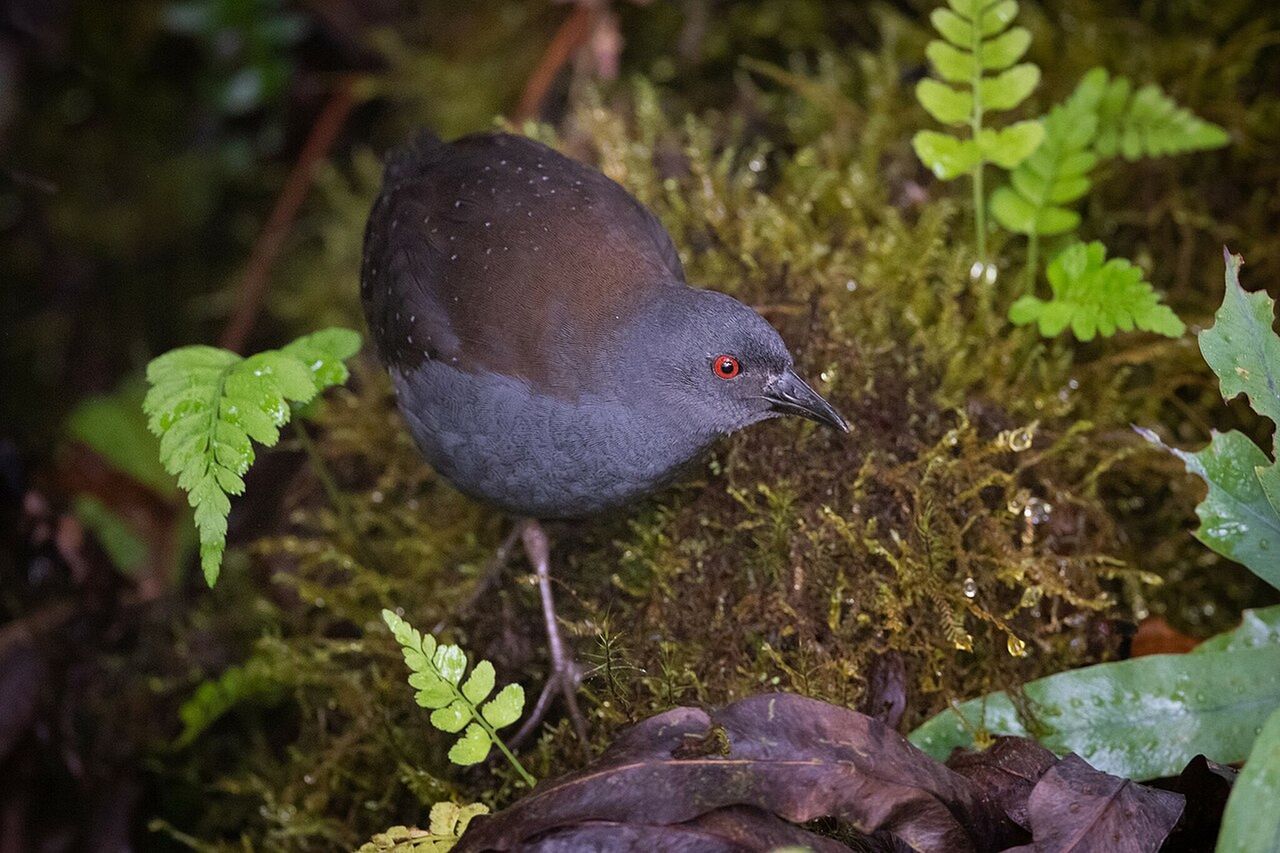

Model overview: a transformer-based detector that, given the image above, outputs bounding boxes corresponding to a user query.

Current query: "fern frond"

[989,71,1105,236]
[142,328,361,585]
[358,803,489,853]
[1008,241,1185,340]
[912,0,1044,181]
[382,610,534,786]
[1091,68,1229,160]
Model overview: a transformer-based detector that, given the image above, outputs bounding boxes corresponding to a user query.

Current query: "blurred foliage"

[2,0,1280,850]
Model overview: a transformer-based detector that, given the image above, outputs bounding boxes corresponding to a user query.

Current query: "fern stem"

[491,733,537,788]
[969,10,987,268]
[1025,232,1039,295]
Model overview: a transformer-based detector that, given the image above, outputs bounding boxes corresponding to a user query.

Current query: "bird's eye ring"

[712,355,741,380]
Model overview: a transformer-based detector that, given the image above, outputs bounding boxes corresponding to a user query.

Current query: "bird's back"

[360,132,685,398]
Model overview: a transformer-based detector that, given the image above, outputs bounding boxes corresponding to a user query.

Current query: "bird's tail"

[384,129,447,184]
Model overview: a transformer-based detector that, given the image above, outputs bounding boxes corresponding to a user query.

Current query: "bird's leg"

[510,519,589,751]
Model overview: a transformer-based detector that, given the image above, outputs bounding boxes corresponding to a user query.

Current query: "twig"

[512,4,596,123]
[220,76,358,353]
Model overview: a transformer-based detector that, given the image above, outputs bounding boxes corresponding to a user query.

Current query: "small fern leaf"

[990,85,1100,236]
[915,0,1042,179]
[382,610,531,780]
[1008,241,1185,340]
[143,328,361,586]
[1090,68,1229,160]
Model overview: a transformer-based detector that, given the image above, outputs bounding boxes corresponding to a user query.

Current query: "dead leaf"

[1006,754,1184,853]
[457,693,1015,852]
[519,805,848,852]
[1130,617,1198,657]
[947,736,1058,834]
[1151,755,1237,853]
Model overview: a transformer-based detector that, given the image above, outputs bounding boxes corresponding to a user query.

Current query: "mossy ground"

[10,2,1278,850]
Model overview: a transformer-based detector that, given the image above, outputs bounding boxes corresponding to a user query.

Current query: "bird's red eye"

[712,355,741,380]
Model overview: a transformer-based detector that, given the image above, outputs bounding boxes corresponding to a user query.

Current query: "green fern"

[989,71,1106,239]
[1008,241,1185,340]
[913,0,1044,264]
[358,803,489,853]
[1092,69,1229,160]
[142,328,361,586]
[382,610,534,786]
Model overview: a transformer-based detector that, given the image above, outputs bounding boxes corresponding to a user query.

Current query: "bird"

[360,130,847,745]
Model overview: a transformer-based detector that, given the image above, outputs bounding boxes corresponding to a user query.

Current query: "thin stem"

[491,732,537,788]
[1025,232,1040,295]
[972,164,987,265]
[969,14,987,268]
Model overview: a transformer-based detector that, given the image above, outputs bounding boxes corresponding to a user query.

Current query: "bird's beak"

[764,368,849,433]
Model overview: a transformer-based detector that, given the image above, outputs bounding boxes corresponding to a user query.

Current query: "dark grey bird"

[361,131,847,743]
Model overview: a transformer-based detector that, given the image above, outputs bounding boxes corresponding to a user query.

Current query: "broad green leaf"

[1009,241,1185,340]
[448,723,492,766]
[925,41,975,84]
[461,660,495,704]
[982,63,1039,111]
[481,684,525,730]
[981,26,1030,70]
[912,131,981,180]
[1199,252,1280,436]
[430,699,472,733]
[916,79,973,126]
[910,644,1280,780]
[1195,605,1280,655]
[1217,705,1280,853]
[977,120,1045,169]
[1154,429,1280,591]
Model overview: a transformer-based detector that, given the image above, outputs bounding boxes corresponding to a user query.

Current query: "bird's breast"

[391,360,713,518]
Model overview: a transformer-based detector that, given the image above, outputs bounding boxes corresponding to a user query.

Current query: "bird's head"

[624,287,849,437]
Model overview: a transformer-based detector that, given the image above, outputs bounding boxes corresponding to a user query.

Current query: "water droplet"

[969,261,998,284]
[962,577,978,598]
[1006,634,1028,657]
[845,279,859,292]
[1007,427,1034,452]
[748,156,765,172]
[1023,498,1053,525]
[954,633,974,651]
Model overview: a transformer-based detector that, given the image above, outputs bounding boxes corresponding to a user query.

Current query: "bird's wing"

[361,132,685,396]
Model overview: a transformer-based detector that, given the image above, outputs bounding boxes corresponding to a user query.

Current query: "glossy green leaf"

[448,723,493,766]
[1009,241,1185,340]
[916,79,973,126]
[1153,429,1280,591]
[433,645,467,685]
[1199,252,1280,438]
[912,131,981,180]
[982,63,1039,111]
[1195,605,1280,655]
[1217,705,1280,852]
[910,644,1280,780]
